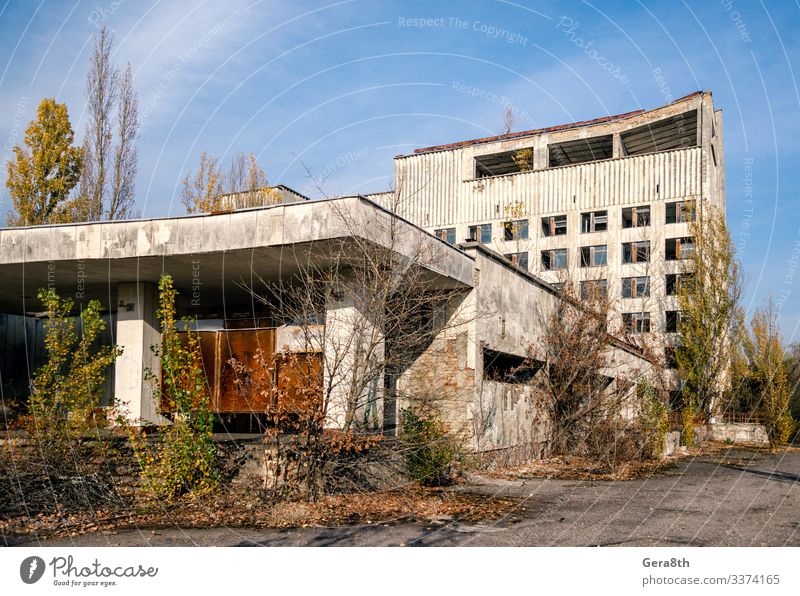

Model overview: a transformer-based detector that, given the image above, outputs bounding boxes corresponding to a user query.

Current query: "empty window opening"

[581,210,608,233]
[504,251,529,270]
[665,310,681,333]
[622,276,650,298]
[665,347,678,369]
[665,200,696,224]
[580,245,607,267]
[666,237,694,260]
[623,312,651,334]
[622,241,650,264]
[483,348,541,384]
[580,279,608,300]
[622,205,651,228]
[541,248,568,270]
[548,134,613,167]
[503,219,529,240]
[475,147,534,178]
[666,273,692,296]
[620,110,698,156]
[434,227,456,245]
[541,214,567,237]
[468,223,493,243]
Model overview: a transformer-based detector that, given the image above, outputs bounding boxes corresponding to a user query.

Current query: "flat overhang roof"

[0,196,475,314]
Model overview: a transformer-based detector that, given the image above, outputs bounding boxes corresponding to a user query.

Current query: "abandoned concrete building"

[0,91,723,460]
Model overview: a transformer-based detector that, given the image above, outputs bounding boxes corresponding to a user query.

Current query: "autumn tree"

[740,299,793,446]
[675,205,744,428]
[181,151,279,213]
[79,25,139,221]
[5,98,83,226]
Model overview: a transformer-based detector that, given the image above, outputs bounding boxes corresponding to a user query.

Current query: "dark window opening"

[665,310,681,333]
[580,245,607,267]
[665,347,678,369]
[434,227,456,245]
[623,312,651,333]
[541,248,567,270]
[620,110,698,156]
[581,210,608,233]
[504,251,529,270]
[622,276,650,298]
[541,214,567,236]
[622,205,650,228]
[665,200,696,224]
[548,135,613,167]
[468,223,493,243]
[580,279,608,300]
[666,273,693,296]
[483,348,541,384]
[475,147,534,178]
[622,241,650,264]
[666,237,694,260]
[503,219,529,240]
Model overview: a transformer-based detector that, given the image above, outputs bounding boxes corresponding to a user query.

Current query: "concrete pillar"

[323,275,384,431]
[612,133,625,158]
[114,282,163,425]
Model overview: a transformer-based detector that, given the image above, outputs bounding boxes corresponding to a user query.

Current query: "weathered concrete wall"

[710,422,769,446]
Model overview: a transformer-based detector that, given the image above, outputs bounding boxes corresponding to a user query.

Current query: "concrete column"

[114,282,163,425]
[323,275,384,431]
[612,133,625,158]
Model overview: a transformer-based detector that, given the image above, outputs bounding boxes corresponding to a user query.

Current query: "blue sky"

[0,0,798,340]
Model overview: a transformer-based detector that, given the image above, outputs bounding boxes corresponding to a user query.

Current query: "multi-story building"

[377,91,724,384]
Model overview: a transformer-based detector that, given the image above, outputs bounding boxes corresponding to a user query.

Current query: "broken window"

[622,312,651,334]
[580,279,608,300]
[580,244,607,267]
[475,147,534,178]
[548,135,613,167]
[504,251,529,270]
[468,223,492,243]
[620,110,698,156]
[541,214,567,237]
[503,219,529,241]
[666,273,693,296]
[434,227,456,245]
[665,200,696,224]
[665,310,681,333]
[622,241,650,264]
[664,346,678,369]
[621,205,650,228]
[666,237,694,260]
[541,248,567,271]
[621,276,650,298]
[581,210,608,233]
[483,348,540,384]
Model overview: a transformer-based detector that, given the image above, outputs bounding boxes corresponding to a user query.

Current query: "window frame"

[541,248,568,271]
[622,240,651,264]
[503,219,529,241]
[468,223,493,244]
[581,210,608,233]
[622,205,651,228]
[434,227,456,245]
[580,244,608,267]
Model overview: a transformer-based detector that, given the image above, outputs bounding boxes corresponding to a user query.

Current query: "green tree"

[676,204,744,436]
[741,300,793,446]
[5,98,84,226]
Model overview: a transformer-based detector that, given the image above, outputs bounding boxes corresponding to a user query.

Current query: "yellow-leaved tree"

[5,98,84,226]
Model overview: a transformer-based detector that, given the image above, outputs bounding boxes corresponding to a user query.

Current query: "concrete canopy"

[0,196,475,316]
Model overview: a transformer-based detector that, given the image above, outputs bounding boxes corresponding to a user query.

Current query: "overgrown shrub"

[27,288,120,463]
[583,418,644,472]
[638,381,669,459]
[131,275,218,500]
[400,408,458,486]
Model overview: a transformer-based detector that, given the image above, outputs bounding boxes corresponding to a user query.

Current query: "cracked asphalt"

[9,448,800,547]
